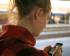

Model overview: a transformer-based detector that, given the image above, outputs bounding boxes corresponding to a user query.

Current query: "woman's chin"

[34,33,40,37]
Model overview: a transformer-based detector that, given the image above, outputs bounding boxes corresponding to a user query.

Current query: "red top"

[0,25,49,56]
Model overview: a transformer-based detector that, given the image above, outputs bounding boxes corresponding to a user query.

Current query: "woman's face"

[33,8,50,37]
[37,13,50,36]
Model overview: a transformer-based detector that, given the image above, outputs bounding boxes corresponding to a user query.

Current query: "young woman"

[0,0,62,56]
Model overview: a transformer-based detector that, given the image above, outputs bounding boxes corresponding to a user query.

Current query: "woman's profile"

[0,0,62,56]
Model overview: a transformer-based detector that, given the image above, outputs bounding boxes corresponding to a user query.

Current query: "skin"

[44,46,62,56]
[16,8,50,37]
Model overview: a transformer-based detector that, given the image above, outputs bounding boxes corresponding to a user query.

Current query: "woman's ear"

[35,8,43,20]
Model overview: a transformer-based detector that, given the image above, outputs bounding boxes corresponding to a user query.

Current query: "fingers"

[44,45,53,53]
[56,46,62,53]
[52,46,62,56]
[44,45,53,50]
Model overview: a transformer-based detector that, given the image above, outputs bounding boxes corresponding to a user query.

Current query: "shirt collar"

[0,25,36,46]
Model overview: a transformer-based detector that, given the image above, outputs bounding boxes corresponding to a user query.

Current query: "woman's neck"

[7,18,34,36]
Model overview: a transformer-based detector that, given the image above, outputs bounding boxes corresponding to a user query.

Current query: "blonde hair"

[8,0,51,24]
[8,0,18,25]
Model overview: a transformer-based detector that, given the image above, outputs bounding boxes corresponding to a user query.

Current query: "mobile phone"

[48,43,63,55]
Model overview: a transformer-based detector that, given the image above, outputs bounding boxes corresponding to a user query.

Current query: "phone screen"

[48,43,63,55]
[54,43,63,48]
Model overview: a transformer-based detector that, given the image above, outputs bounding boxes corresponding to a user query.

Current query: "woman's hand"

[44,45,53,53]
[52,46,62,56]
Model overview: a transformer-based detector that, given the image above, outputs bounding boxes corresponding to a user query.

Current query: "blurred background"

[0,0,70,56]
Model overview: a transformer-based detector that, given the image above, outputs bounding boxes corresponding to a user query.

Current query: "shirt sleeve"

[41,50,49,56]
[1,48,16,56]
[32,50,49,56]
